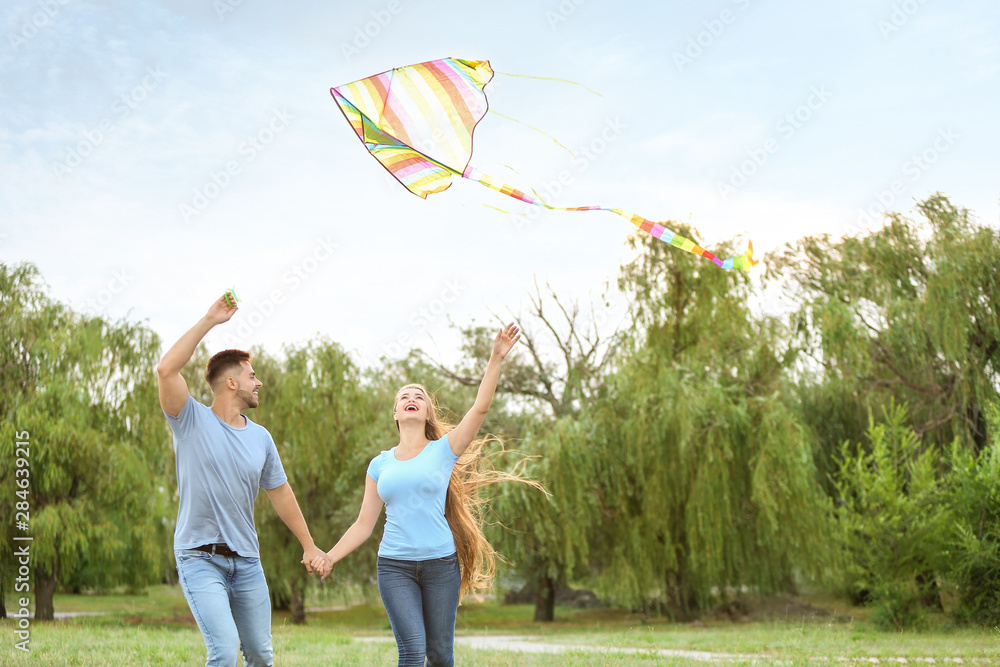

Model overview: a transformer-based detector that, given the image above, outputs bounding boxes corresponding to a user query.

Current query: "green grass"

[3,585,1000,665]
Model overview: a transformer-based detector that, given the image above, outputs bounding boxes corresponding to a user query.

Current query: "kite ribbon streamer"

[463,166,756,270]
[330,57,757,271]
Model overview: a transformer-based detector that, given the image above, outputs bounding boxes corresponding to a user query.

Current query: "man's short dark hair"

[205,349,251,389]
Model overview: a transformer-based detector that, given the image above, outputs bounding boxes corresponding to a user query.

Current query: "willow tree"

[0,262,167,619]
[769,194,1000,481]
[487,416,604,621]
[585,227,834,619]
[432,284,623,621]
[250,339,388,624]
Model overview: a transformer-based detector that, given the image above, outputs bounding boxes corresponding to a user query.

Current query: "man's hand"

[158,290,241,416]
[206,289,239,326]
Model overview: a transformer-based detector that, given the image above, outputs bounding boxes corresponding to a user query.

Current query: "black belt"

[193,543,239,557]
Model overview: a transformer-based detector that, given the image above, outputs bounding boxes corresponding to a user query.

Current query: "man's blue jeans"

[377,554,461,667]
[175,549,273,667]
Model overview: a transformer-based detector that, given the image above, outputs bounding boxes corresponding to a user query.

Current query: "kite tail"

[463,168,758,271]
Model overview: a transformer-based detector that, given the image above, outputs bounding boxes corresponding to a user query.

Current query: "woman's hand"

[310,553,333,579]
[492,322,521,360]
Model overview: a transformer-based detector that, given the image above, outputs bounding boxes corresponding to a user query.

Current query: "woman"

[313,322,526,667]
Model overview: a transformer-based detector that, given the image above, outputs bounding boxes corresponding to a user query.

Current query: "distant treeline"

[2,194,998,629]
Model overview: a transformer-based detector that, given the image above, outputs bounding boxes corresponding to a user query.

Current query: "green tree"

[585,228,833,619]
[769,194,1000,484]
[940,402,1000,626]
[0,262,168,619]
[487,416,603,621]
[433,283,622,621]
[251,340,388,623]
[833,403,946,629]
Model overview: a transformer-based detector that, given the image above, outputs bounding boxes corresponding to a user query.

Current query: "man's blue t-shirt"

[367,435,459,560]
[164,395,287,558]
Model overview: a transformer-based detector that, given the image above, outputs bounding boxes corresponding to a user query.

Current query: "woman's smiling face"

[394,385,428,423]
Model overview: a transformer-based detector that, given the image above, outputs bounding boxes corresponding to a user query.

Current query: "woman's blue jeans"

[175,549,273,667]
[377,554,461,667]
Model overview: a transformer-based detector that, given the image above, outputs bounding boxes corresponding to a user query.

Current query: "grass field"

[2,585,999,665]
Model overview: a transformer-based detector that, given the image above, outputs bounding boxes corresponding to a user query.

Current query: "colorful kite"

[331,58,757,270]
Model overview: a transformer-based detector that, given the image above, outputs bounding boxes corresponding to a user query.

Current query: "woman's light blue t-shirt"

[367,435,459,560]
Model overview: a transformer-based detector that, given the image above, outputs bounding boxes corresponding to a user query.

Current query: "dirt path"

[357,635,989,663]
[454,634,750,661]
[359,635,750,661]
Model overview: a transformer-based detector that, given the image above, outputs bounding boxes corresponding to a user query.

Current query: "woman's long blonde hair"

[395,383,541,600]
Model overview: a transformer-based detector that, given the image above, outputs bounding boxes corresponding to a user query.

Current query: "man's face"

[234,361,262,409]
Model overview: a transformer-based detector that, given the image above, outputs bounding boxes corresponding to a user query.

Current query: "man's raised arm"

[157,291,238,417]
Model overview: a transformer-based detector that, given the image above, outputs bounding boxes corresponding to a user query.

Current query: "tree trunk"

[916,568,943,611]
[35,567,57,621]
[533,574,555,622]
[271,588,290,611]
[780,569,799,596]
[665,568,695,622]
[289,578,307,625]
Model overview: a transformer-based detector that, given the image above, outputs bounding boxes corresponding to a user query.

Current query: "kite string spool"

[224,287,240,309]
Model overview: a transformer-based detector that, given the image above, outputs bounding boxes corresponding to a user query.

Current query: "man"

[156,291,326,667]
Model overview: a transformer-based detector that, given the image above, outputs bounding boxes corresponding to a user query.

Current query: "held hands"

[307,552,334,580]
[300,545,328,575]
[205,289,239,326]
[297,542,332,579]
[492,322,521,360]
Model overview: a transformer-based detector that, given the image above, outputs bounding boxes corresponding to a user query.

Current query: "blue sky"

[2,0,997,367]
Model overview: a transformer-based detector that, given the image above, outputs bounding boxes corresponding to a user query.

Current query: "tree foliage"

[938,402,1000,626]
[250,340,389,623]
[0,262,169,619]
[3,192,996,628]
[582,228,833,618]
[770,194,1000,484]
[487,416,603,620]
[437,283,625,620]
[833,403,945,629]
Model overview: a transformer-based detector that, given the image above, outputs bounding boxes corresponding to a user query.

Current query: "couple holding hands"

[157,291,523,667]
